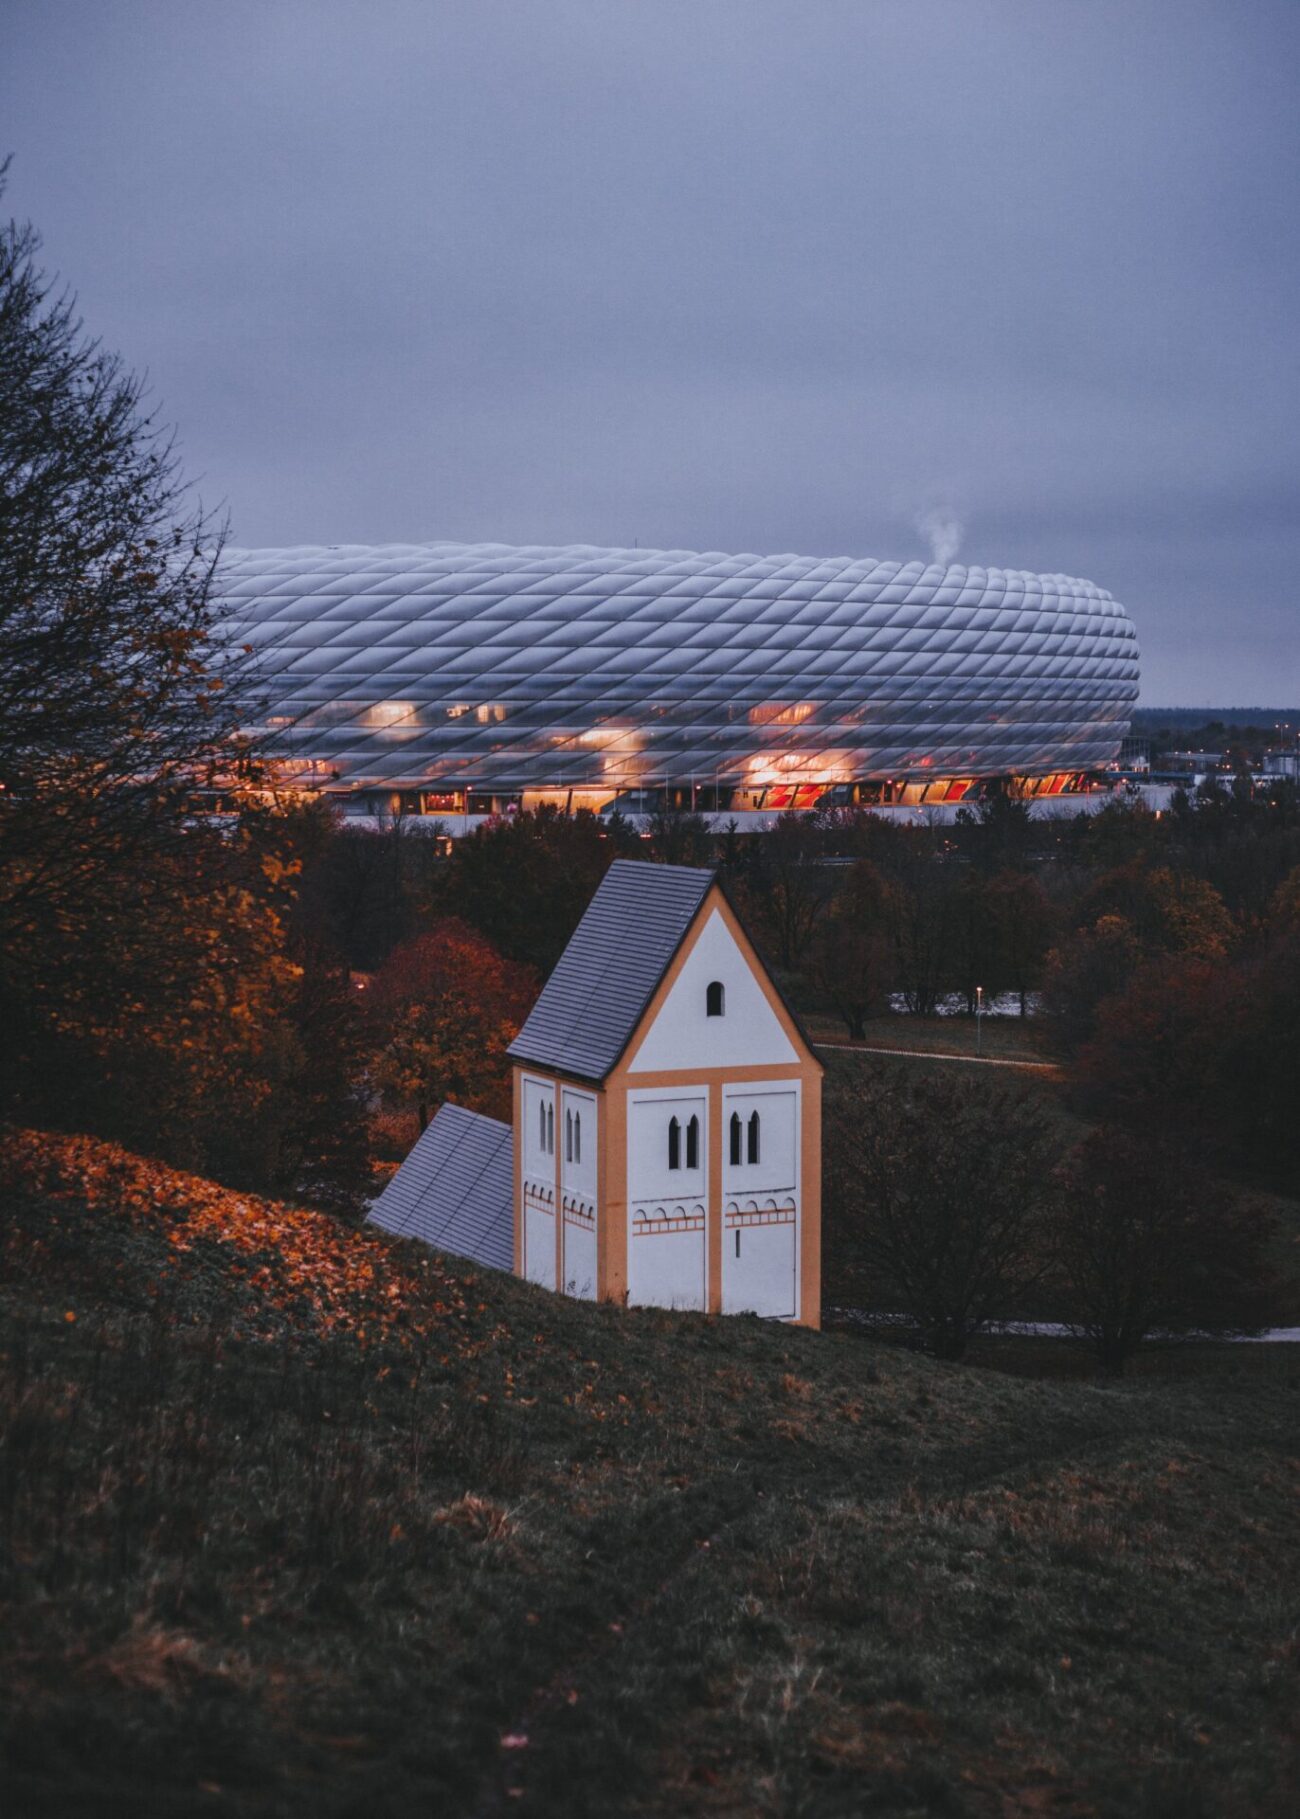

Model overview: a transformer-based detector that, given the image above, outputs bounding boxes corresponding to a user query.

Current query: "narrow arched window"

[546,1104,554,1155]
[706,980,725,1017]
[667,1116,681,1169]
[565,1108,573,1163]
[729,1112,742,1166]
[573,1111,581,1164]
[747,1109,760,1165]
[539,1101,546,1152]
[686,1114,699,1170]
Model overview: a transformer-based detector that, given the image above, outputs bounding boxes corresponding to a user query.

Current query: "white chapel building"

[370,860,822,1327]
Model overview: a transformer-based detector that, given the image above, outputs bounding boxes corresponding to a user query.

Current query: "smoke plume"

[914,506,964,567]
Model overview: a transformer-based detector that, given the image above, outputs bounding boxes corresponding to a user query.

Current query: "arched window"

[667,1116,681,1170]
[565,1108,573,1163]
[706,980,725,1017]
[729,1112,742,1166]
[546,1104,554,1155]
[686,1114,699,1170]
[747,1109,760,1165]
[573,1111,581,1164]
[539,1101,546,1153]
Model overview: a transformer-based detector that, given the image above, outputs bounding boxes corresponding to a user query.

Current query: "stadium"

[221,541,1140,819]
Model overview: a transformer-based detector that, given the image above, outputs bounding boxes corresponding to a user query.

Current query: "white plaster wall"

[524,1196,556,1290]
[522,1075,555,1181]
[721,1083,799,1196]
[521,1074,556,1290]
[626,1085,708,1311]
[628,1087,707,1202]
[626,909,797,1074]
[722,1081,800,1321]
[561,1212,597,1299]
[560,1086,598,1300]
[560,1087,597,1201]
[722,1218,796,1319]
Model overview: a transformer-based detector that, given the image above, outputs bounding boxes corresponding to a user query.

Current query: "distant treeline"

[1131,707,1298,733]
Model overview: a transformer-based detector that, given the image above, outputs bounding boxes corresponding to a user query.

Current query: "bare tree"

[826,1066,1060,1358]
[1053,1128,1278,1374]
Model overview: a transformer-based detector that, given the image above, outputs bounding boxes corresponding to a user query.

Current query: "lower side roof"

[367,1102,512,1273]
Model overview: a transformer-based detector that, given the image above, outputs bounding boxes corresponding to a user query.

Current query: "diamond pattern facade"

[220,541,1139,795]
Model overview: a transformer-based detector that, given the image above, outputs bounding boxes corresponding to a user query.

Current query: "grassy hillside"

[2,1131,1297,1818]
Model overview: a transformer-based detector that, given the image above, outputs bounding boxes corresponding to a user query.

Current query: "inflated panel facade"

[220,541,1139,790]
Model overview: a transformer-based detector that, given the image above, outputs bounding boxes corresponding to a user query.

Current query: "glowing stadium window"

[747,701,816,726]
[706,980,725,1017]
[475,703,508,724]
[362,700,417,729]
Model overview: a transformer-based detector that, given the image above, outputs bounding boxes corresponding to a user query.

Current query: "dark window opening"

[574,1110,581,1164]
[668,1116,681,1170]
[565,1108,573,1163]
[706,980,725,1017]
[686,1114,699,1170]
[729,1112,742,1166]
[747,1109,760,1165]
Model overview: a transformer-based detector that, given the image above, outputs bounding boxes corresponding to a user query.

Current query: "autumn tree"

[810,860,896,1039]
[825,1068,1061,1359]
[749,811,836,970]
[1052,1128,1278,1374]
[1074,861,1233,963]
[987,871,1055,1015]
[1038,913,1143,1057]
[0,174,253,980]
[645,808,714,867]
[366,920,537,1131]
[433,807,626,975]
[1070,929,1300,1194]
[887,853,956,1016]
[958,785,1035,874]
[947,872,1002,1016]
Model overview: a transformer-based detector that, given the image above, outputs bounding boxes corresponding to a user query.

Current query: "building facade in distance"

[221,540,1139,815]
[369,860,823,1327]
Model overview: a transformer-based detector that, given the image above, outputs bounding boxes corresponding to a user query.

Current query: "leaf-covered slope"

[1,1129,1296,1818]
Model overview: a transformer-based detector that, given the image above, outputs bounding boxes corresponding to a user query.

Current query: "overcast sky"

[4,1,1298,703]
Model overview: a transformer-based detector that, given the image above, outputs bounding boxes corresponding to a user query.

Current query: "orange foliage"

[0,1127,491,1356]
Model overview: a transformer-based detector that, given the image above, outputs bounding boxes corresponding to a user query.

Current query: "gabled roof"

[508,859,715,1082]
[367,1102,512,1272]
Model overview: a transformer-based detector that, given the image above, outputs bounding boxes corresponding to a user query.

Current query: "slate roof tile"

[367,1102,512,1272]
[508,859,714,1082]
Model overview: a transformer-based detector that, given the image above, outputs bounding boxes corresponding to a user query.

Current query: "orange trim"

[512,1068,523,1276]
[708,1079,723,1314]
[602,1080,627,1303]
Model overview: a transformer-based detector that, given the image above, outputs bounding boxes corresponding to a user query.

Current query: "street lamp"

[975,984,984,1057]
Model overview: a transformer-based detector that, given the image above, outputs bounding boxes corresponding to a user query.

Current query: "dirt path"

[815,1041,1057,1072]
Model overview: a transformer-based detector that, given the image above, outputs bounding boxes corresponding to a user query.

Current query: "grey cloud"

[2,0,1297,702]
